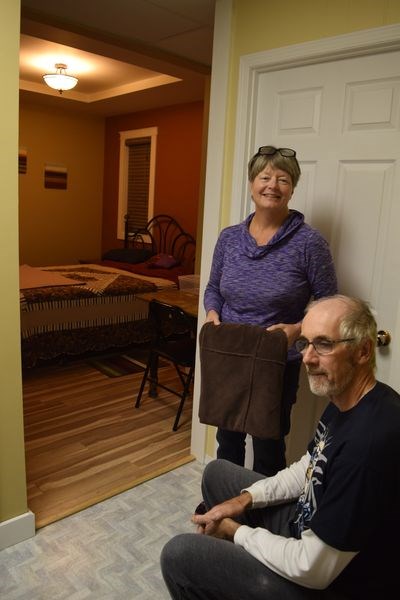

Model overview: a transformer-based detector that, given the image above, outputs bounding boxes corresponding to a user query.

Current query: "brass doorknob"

[377,330,391,347]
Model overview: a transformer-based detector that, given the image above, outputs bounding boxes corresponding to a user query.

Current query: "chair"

[135,299,197,431]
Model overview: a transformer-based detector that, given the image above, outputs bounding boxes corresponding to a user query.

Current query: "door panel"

[250,50,400,459]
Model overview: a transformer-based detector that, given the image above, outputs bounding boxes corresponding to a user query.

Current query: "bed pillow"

[147,253,180,269]
[102,247,153,264]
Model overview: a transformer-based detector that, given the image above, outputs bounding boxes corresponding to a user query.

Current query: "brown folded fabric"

[198,322,288,439]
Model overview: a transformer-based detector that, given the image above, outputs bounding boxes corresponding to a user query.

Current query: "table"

[136,288,199,397]
[136,288,199,318]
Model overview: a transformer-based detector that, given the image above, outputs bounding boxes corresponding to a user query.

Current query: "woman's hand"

[267,322,301,347]
[205,309,221,325]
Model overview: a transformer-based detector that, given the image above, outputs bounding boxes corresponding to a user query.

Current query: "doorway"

[194,23,400,463]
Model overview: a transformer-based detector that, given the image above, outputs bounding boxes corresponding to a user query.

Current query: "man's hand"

[191,492,252,539]
[200,517,240,541]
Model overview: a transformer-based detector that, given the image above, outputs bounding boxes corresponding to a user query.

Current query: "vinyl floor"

[1,460,204,600]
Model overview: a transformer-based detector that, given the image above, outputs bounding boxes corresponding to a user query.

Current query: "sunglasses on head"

[257,146,296,158]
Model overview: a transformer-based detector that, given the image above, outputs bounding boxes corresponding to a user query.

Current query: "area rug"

[87,349,169,377]
[87,353,146,377]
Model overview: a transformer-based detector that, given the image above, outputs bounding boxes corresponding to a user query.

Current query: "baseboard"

[204,454,215,464]
[0,510,35,550]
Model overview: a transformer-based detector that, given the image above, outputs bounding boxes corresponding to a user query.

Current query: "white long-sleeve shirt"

[234,453,357,589]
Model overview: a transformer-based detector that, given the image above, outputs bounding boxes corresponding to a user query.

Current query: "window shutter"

[125,137,151,230]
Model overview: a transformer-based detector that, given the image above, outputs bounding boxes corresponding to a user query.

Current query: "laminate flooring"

[22,354,193,529]
[1,460,204,599]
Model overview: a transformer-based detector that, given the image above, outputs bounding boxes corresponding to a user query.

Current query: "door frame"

[190,22,400,462]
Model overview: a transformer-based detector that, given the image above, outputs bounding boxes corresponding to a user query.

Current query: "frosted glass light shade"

[43,64,78,93]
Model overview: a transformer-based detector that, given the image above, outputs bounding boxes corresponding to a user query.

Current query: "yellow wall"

[220,0,400,224]
[19,103,105,266]
[0,0,27,525]
[232,0,400,58]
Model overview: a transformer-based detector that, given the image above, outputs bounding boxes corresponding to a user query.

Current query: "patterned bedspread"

[21,266,156,304]
[20,264,175,341]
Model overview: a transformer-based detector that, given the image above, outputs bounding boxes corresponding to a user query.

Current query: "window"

[117,127,157,239]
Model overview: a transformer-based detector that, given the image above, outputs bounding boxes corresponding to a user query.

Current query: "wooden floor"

[22,356,193,529]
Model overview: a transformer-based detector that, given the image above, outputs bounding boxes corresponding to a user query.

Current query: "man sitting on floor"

[160,295,400,599]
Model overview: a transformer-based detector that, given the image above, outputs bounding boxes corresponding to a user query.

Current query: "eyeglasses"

[295,337,356,356]
[257,146,296,158]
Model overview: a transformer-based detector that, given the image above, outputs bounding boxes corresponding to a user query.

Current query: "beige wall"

[19,103,105,266]
[203,0,400,458]
[0,0,27,525]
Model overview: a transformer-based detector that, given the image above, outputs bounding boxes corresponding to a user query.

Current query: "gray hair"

[307,295,377,370]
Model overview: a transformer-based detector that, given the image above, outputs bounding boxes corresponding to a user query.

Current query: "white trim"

[190,0,233,460]
[117,127,158,239]
[388,300,400,391]
[231,24,400,224]
[0,510,35,550]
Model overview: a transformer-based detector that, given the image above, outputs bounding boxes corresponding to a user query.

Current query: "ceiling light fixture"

[42,63,78,94]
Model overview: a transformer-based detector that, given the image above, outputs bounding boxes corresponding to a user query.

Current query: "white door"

[246,50,400,460]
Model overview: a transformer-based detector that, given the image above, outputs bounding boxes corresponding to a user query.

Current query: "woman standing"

[204,146,337,476]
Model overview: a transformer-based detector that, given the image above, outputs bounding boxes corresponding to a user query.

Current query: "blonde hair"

[247,149,301,187]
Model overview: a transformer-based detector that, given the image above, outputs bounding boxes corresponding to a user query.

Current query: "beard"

[306,366,355,398]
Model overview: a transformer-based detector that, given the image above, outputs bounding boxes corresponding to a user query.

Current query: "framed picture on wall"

[19,147,27,174]
[44,164,68,189]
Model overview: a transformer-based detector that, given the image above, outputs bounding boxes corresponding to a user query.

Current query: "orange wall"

[19,101,105,265]
[102,101,204,252]
[18,99,204,265]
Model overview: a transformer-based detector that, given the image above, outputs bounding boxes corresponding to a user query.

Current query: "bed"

[20,214,196,367]
[100,213,196,284]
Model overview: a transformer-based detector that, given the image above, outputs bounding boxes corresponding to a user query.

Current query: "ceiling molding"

[19,5,212,117]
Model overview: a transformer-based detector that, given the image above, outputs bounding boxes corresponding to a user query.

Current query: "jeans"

[161,460,346,600]
[216,360,302,476]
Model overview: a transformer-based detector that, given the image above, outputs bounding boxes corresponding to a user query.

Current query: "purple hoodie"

[204,210,337,357]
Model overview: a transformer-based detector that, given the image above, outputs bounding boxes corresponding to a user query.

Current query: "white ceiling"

[20,0,216,117]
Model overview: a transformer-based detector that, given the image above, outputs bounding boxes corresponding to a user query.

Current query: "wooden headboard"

[124,214,196,271]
